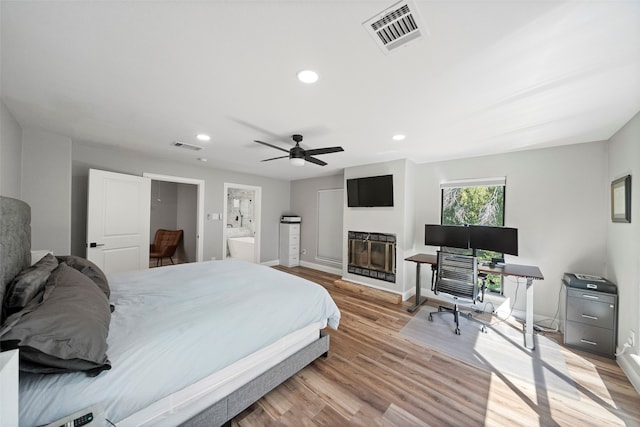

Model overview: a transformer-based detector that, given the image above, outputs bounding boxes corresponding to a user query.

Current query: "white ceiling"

[2,1,639,181]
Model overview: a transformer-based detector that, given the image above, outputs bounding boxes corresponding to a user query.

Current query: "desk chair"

[429,251,487,335]
[150,229,183,267]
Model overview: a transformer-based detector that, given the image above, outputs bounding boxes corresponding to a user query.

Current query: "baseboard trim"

[299,260,342,276]
[334,279,402,304]
[261,259,279,267]
[617,353,640,395]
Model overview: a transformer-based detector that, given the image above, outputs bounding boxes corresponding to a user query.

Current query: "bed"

[0,196,341,426]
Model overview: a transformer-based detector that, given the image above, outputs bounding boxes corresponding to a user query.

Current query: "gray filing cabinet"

[564,287,617,358]
[279,222,300,267]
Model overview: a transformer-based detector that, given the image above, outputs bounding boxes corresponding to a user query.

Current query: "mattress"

[19,259,341,426]
[122,321,323,426]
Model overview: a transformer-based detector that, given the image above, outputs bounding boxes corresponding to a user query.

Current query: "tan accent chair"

[150,229,183,267]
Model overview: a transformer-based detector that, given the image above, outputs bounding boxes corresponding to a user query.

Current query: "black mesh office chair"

[429,250,487,335]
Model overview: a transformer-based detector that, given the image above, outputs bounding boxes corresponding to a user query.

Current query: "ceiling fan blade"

[254,140,290,154]
[305,155,327,166]
[304,146,344,156]
[261,155,289,162]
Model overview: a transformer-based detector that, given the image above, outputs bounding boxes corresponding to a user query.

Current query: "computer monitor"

[468,225,518,256]
[424,224,469,249]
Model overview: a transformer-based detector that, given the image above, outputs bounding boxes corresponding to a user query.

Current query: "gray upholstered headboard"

[0,196,31,320]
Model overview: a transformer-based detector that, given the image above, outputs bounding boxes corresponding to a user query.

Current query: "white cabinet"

[0,350,19,427]
[279,223,300,267]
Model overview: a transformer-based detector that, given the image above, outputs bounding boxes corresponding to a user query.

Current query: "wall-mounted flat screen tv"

[347,174,394,207]
[424,224,470,249]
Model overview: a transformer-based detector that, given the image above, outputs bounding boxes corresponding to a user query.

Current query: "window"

[440,177,506,293]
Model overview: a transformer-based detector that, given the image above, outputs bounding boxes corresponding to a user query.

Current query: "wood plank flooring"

[232,266,640,426]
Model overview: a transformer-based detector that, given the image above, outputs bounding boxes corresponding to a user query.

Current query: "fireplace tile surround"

[347,231,396,283]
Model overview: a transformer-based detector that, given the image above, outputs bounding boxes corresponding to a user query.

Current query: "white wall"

[290,173,344,271]
[343,159,414,297]
[403,160,417,295]
[21,128,72,254]
[150,180,178,234]
[607,111,640,390]
[70,141,290,263]
[176,182,197,263]
[5,125,289,264]
[289,141,609,321]
[0,100,22,198]
[413,141,609,322]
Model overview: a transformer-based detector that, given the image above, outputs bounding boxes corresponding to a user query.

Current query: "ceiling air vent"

[363,0,425,54]
[171,141,203,151]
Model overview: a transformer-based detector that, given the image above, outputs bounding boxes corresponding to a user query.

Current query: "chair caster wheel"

[428,313,433,321]
[481,326,487,333]
[455,328,461,335]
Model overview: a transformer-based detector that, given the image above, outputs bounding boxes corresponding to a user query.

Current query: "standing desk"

[405,253,544,350]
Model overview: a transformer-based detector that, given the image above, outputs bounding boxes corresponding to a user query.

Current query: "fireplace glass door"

[347,231,396,283]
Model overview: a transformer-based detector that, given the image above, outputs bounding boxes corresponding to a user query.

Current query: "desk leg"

[407,263,427,312]
[524,278,535,350]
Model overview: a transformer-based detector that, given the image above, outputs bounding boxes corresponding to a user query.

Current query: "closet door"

[317,189,343,263]
[87,169,151,273]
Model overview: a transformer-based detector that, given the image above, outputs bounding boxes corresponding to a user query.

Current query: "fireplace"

[347,231,396,283]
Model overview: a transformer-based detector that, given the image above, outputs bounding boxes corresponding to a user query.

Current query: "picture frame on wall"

[611,175,631,223]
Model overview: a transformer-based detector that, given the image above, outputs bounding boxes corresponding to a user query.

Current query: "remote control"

[43,404,104,427]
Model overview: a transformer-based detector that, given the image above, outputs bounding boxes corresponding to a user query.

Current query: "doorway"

[143,173,205,263]
[223,183,261,263]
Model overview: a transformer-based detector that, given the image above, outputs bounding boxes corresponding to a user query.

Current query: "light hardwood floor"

[233,266,640,426]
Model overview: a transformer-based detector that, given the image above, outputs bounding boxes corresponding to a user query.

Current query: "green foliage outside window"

[441,185,505,293]
[442,186,504,226]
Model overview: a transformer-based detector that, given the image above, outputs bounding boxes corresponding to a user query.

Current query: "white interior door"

[87,169,151,274]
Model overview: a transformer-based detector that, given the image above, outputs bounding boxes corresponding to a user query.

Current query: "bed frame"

[0,196,329,427]
[184,333,329,426]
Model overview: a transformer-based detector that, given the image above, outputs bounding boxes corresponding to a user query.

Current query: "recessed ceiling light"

[297,70,319,84]
[196,134,211,142]
[392,134,406,141]
[198,157,208,162]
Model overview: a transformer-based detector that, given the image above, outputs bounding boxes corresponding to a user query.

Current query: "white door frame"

[223,182,261,263]
[143,173,205,262]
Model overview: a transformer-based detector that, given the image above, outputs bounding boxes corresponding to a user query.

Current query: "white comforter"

[19,259,340,426]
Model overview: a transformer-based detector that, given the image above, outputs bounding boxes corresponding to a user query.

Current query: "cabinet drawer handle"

[581,314,598,320]
[580,339,597,346]
[582,294,599,300]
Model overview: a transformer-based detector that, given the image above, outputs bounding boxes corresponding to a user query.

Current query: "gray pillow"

[3,253,58,315]
[0,263,111,375]
[56,255,109,298]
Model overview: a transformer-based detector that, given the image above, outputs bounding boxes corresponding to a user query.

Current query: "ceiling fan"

[254,134,344,166]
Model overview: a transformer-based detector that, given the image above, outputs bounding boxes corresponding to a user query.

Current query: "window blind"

[440,177,506,189]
